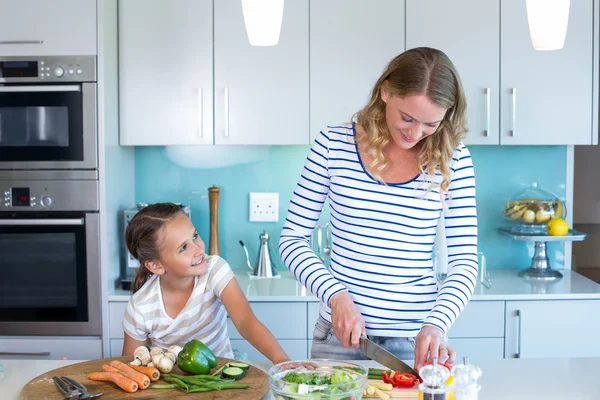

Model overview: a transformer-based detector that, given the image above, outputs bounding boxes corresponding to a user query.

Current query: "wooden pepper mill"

[208,185,220,256]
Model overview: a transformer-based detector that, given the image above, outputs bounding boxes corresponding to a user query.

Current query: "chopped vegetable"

[228,361,250,371]
[222,366,246,380]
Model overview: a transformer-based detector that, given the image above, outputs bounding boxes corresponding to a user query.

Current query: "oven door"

[0,212,100,336]
[0,83,97,169]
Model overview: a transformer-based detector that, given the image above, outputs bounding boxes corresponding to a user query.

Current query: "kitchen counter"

[4,357,600,400]
[108,269,600,302]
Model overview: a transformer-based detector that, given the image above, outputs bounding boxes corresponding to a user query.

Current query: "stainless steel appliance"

[0,170,101,336]
[0,55,97,170]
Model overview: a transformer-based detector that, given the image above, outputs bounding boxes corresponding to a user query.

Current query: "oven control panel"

[1,181,98,212]
[0,55,96,83]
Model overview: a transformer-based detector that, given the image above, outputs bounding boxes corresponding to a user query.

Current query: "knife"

[360,335,420,377]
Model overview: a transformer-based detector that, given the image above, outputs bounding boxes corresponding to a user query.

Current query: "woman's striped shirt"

[279,124,478,337]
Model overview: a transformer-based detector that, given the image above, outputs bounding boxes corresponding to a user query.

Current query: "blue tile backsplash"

[134,145,567,272]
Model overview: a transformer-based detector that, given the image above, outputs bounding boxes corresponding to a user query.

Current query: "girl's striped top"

[279,124,478,337]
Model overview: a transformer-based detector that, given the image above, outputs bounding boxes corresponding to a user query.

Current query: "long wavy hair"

[354,47,467,202]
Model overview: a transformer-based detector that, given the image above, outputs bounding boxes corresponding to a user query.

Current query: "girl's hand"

[280,361,318,371]
[413,325,455,371]
[329,291,365,348]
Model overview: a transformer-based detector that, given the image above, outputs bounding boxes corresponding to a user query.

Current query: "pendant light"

[241,0,285,46]
[526,0,570,51]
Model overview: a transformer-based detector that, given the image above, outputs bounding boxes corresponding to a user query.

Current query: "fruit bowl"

[268,359,368,400]
[502,182,565,234]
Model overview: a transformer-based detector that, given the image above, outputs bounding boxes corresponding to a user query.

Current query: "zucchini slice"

[222,366,246,380]
[228,362,250,371]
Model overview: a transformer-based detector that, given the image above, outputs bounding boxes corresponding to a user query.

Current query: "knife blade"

[360,335,419,377]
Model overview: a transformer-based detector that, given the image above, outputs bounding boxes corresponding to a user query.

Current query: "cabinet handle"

[0,40,43,45]
[197,87,203,138]
[514,309,522,358]
[510,88,517,136]
[224,87,230,138]
[484,88,491,137]
[0,351,50,356]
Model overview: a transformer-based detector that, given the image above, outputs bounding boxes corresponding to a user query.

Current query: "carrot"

[102,364,150,389]
[87,371,138,393]
[128,364,160,381]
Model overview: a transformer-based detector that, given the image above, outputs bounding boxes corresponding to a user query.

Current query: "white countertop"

[5,357,600,400]
[108,269,600,302]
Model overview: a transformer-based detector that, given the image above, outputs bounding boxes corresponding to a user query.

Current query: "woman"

[279,47,478,371]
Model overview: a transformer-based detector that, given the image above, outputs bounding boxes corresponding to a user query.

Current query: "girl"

[122,202,292,365]
[280,47,478,371]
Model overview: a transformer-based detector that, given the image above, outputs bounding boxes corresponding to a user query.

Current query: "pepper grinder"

[208,185,220,255]
[418,357,451,400]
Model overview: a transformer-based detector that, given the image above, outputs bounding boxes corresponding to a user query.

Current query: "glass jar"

[502,182,565,233]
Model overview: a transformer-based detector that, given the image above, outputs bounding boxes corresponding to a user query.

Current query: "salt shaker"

[451,357,482,400]
[418,357,451,400]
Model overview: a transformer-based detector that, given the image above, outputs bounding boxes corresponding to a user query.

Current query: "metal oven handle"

[0,85,81,93]
[0,218,84,226]
[0,351,50,356]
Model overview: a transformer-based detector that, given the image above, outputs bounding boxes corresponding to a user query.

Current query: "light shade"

[241,0,285,46]
[526,0,570,51]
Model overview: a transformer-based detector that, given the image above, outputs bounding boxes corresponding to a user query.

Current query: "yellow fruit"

[522,209,536,224]
[553,200,564,218]
[535,209,551,223]
[546,218,569,236]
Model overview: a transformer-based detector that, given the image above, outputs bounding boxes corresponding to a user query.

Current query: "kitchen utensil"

[239,231,279,278]
[52,376,81,399]
[208,185,220,255]
[360,335,419,377]
[268,359,367,399]
[21,356,269,399]
[61,376,103,399]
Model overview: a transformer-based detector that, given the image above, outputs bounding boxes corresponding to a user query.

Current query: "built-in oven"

[0,56,97,170]
[0,171,100,336]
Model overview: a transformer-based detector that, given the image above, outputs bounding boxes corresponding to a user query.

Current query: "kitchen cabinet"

[406,0,595,145]
[0,337,102,360]
[118,0,214,146]
[0,0,96,56]
[504,300,600,358]
[214,0,309,145]
[500,0,594,145]
[406,0,499,145]
[309,0,405,141]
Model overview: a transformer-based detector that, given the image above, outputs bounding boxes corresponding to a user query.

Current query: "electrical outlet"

[249,192,279,222]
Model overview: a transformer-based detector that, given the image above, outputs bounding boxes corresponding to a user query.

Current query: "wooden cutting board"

[363,379,419,399]
[20,356,270,400]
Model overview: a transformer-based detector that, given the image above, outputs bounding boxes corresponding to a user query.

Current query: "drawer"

[110,339,124,357]
[307,302,320,338]
[109,302,128,339]
[448,301,505,338]
[230,339,308,361]
[227,302,308,340]
[0,337,102,360]
[448,338,505,360]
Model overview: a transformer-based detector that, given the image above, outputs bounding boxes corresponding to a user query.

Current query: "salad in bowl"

[268,359,368,400]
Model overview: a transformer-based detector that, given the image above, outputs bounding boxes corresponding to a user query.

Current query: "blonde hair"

[354,47,467,201]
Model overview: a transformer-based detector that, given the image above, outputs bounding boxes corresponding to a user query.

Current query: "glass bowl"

[268,359,368,400]
[502,182,566,233]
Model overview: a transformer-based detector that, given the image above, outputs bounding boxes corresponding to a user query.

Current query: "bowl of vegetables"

[268,359,368,400]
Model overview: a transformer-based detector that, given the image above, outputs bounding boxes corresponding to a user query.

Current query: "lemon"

[546,217,569,236]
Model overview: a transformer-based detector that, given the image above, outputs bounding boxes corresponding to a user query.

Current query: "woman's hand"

[330,291,365,348]
[413,325,455,371]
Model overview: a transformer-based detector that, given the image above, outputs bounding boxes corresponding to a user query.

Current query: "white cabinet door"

[118,0,213,145]
[214,0,309,145]
[310,0,404,142]
[0,0,96,56]
[110,339,124,357]
[227,302,308,340]
[230,339,308,361]
[449,338,504,360]
[448,301,505,338]
[109,302,128,339]
[0,337,102,360]
[505,300,600,358]
[500,0,594,145]
[406,0,499,145]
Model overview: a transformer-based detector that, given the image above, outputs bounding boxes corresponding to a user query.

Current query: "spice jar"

[451,357,482,400]
[418,357,451,400]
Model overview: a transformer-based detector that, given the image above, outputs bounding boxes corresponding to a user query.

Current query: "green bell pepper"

[177,339,218,375]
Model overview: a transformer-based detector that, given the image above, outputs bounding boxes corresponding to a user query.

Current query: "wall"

[133,144,567,273]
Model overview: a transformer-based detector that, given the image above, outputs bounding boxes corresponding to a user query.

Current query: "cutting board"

[363,379,419,399]
[20,356,270,400]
